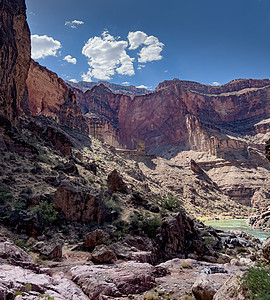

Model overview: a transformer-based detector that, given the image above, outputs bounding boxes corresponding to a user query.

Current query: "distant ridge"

[66,80,150,98]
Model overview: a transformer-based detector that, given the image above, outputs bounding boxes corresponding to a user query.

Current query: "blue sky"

[26,0,270,90]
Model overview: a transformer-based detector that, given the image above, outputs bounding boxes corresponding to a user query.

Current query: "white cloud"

[122,81,130,85]
[63,55,77,64]
[69,79,79,83]
[137,64,145,70]
[164,70,168,73]
[65,20,84,29]
[128,31,147,50]
[31,34,61,59]
[212,81,220,86]
[138,35,164,63]
[128,31,164,63]
[82,30,135,81]
[136,85,150,89]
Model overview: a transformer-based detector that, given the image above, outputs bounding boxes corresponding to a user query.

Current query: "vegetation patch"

[156,194,183,212]
[239,263,270,300]
[0,186,13,205]
[32,200,58,227]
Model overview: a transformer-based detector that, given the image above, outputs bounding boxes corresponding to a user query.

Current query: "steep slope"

[0,0,30,125]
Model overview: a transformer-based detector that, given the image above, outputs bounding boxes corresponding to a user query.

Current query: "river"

[204,219,270,242]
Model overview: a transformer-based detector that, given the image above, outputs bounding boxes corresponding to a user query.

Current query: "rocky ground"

[0,227,269,300]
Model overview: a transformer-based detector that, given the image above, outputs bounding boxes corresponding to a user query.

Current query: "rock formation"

[0,0,30,124]
[26,60,89,133]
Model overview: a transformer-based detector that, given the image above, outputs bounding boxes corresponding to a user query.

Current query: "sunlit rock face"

[0,0,30,125]
[26,60,89,133]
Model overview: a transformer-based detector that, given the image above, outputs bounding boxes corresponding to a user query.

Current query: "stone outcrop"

[26,60,88,133]
[107,169,127,193]
[70,262,158,299]
[85,229,110,249]
[156,213,212,261]
[0,264,89,300]
[54,181,105,223]
[0,0,30,125]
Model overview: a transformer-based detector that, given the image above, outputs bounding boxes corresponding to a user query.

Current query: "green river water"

[204,219,270,242]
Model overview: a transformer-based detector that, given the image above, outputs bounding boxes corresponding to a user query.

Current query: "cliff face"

[26,60,89,133]
[74,84,128,147]
[73,78,270,155]
[0,0,30,124]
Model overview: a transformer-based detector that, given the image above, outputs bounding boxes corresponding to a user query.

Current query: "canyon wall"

[26,60,89,133]
[72,78,270,155]
[0,0,30,124]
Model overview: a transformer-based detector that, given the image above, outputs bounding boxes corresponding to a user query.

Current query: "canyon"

[66,78,270,207]
[1,0,270,299]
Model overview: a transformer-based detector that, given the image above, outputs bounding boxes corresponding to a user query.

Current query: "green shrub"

[15,239,26,250]
[0,186,12,204]
[104,195,121,214]
[113,220,130,237]
[32,201,57,227]
[240,263,270,299]
[204,236,216,247]
[37,154,52,164]
[130,213,162,238]
[157,194,183,212]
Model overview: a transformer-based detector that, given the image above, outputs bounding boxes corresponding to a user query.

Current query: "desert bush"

[143,292,159,300]
[130,213,162,238]
[32,201,57,227]
[204,236,216,247]
[180,260,192,269]
[113,220,130,237]
[104,195,121,214]
[157,194,183,212]
[239,263,270,300]
[0,186,12,204]
[37,154,52,164]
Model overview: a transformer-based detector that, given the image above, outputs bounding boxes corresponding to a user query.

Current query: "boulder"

[85,229,110,250]
[107,169,127,193]
[71,262,157,299]
[91,244,116,263]
[213,272,246,300]
[192,273,221,300]
[54,181,105,223]
[39,242,63,259]
[262,236,270,260]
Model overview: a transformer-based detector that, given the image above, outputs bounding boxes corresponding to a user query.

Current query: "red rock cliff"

[26,60,89,134]
[73,78,270,156]
[0,0,30,124]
